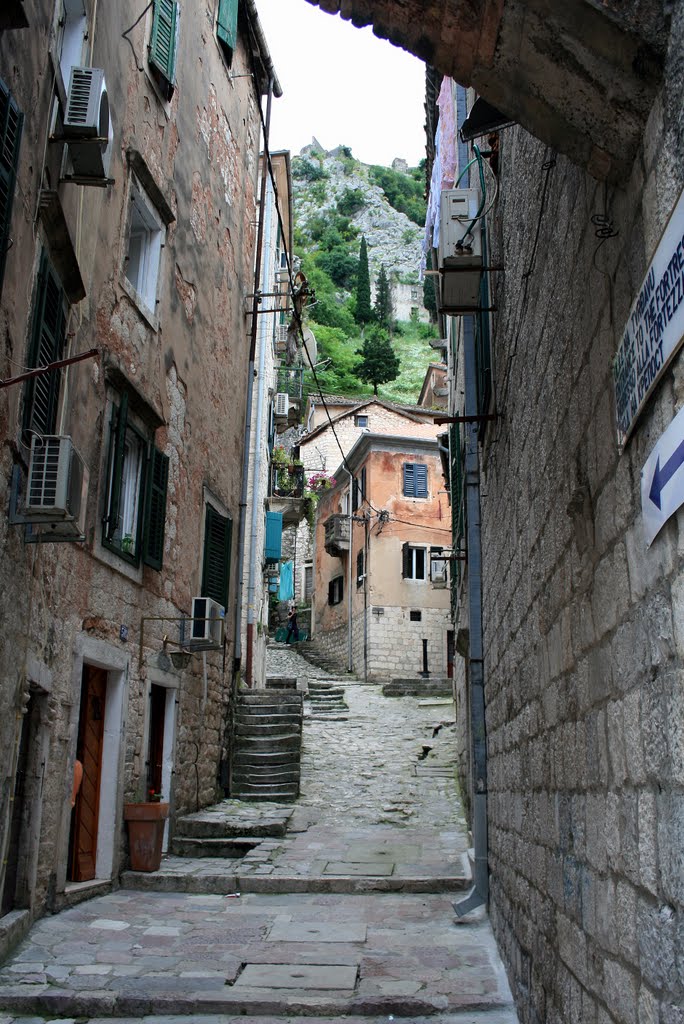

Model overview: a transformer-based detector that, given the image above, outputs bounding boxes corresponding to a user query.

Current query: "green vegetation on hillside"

[369,163,427,225]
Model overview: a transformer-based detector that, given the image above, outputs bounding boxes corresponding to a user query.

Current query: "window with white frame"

[124,178,165,317]
[401,543,427,582]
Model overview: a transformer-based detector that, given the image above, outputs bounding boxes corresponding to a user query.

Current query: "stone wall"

[366,605,447,681]
[463,8,684,1022]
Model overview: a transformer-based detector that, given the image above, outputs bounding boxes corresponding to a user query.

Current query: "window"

[102,392,169,567]
[402,543,427,581]
[202,503,232,607]
[124,178,165,318]
[0,78,23,297]
[352,467,366,511]
[328,575,343,605]
[304,564,313,601]
[356,548,364,589]
[216,0,238,61]
[403,462,428,498]
[23,251,68,440]
[410,609,422,622]
[149,0,179,101]
[355,414,369,428]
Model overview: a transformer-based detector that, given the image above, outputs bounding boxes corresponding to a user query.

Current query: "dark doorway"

[447,630,455,680]
[1,694,36,916]
[147,684,166,799]
[69,665,107,882]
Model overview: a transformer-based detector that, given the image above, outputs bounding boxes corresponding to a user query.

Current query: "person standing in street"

[285,603,299,644]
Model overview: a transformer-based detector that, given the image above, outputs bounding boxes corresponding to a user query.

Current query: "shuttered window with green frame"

[216,0,238,59]
[201,503,232,607]
[149,0,179,101]
[22,251,68,441]
[0,77,23,298]
[102,391,169,569]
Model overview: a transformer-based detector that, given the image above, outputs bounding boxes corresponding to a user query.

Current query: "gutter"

[244,0,283,98]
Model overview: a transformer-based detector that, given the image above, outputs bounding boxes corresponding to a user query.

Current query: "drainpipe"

[346,468,353,673]
[454,314,489,917]
[235,77,273,689]
[244,161,274,688]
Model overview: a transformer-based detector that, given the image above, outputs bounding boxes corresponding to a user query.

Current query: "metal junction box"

[439,188,483,311]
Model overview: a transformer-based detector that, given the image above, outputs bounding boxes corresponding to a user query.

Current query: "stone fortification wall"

[479,10,684,1022]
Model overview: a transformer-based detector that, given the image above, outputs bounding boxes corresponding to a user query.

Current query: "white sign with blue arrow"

[642,403,684,545]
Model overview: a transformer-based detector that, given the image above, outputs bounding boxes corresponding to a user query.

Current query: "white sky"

[255,0,427,168]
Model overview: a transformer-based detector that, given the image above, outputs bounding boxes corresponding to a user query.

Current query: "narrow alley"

[0,646,517,1024]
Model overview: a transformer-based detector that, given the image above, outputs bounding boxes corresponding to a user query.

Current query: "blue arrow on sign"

[649,437,684,510]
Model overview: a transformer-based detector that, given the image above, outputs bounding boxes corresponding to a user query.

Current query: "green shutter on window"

[216,0,238,56]
[0,78,23,297]
[105,392,129,542]
[23,252,67,440]
[202,504,232,607]
[149,0,178,97]
[401,541,411,579]
[143,445,169,569]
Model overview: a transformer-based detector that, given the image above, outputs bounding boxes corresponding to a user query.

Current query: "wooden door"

[70,666,107,882]
[1,695,33,915]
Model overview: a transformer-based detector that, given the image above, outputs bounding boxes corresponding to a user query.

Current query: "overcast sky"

[255,0,427,168]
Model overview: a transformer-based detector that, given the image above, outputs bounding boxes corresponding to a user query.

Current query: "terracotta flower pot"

[123,802,169,872]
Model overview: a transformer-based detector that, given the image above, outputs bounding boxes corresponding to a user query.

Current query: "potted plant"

[123,788,169,872]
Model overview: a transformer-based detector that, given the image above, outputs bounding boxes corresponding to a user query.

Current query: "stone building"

[421,13,684,1024]
[0,0,276,941]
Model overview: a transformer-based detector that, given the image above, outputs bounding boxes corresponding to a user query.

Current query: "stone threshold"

[120,870,470,895]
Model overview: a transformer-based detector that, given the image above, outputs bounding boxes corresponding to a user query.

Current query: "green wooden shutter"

[143,445,169,569]
[104,392,129,542]
[360,467,366,503]
[401,541,411,579]
[202,504,232,607]
[23,253,67,439]
[216,0,238,57]
[149,0,178,98]
[352,476,359,511]
[0,78,23,296]
[356,548,364,589]
[415,464,428,498]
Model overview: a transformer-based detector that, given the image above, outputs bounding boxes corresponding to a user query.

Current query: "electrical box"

[438,188,483,311]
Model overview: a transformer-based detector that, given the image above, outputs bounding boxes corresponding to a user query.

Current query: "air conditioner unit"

[63,66,113,179]
[275,268,290,283]
[274,392,289,418]
[438,188,483,311]
[182,596,225,651]
[24,435,89,538]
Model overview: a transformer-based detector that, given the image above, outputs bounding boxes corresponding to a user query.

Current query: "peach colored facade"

[314,434,451,681]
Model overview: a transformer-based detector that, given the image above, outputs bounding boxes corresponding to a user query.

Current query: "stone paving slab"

[0,891,515,1018]
[3,1013,520,1023]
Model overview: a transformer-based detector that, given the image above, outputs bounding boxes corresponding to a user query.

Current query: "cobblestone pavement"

[0,645,518,1023]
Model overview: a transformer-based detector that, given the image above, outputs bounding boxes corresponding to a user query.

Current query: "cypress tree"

[354,324,400,395]
[355,236,372,324]
[374,264,394,330]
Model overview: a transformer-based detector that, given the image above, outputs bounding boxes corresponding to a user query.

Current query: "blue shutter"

[415,464,428,498]
[216,0,238,56]
[264,510,283,561]
[403,463,414,496]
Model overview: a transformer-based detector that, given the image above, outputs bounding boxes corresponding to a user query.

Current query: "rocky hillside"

[293,140,426,284]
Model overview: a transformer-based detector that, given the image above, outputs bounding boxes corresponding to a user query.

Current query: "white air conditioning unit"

[25,435,89,538]
[274,392,289,418]
[275,268,290,283]
[63,66,113,180]
[182,596,225,651]
[438,188,483,311]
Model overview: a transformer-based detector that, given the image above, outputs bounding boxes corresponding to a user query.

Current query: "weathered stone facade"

[432,4,684,1020]
[0,0,273,934]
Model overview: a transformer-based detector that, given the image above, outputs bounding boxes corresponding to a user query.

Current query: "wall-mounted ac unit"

[25,435,89,538]
[182,596,225,651]
[274,392,289,418]
[63,66,113,180]
[438,188,483,311]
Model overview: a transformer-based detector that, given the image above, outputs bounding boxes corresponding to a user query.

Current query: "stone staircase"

[230,690,303,802]
[306,680,350,719]
[291,636,347,676]
[170,802,292,858]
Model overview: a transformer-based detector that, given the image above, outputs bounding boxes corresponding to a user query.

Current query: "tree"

[355,237,372,325]
[354,325,400,395]
[373,264,394,330]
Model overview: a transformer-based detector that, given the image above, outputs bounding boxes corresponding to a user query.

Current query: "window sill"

[92,537,144,585]
[120,275,160,332]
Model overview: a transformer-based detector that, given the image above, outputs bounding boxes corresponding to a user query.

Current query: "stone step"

[170,836,261,858]
[236,708,302,722]
[232,766,300,784]
[233,787,299,803]
[232,749,301,767]
[239,691,303,706]
[235,720,303,737]
[175,808,291,839]
[265,675,298,689]
[237,733,302,751]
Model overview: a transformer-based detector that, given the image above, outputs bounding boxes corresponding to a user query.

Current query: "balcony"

[324,514,350,556]
[277,366,304,402]
[270,463,305,499]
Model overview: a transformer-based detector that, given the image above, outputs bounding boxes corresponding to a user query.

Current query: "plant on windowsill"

[121,534,134,554]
